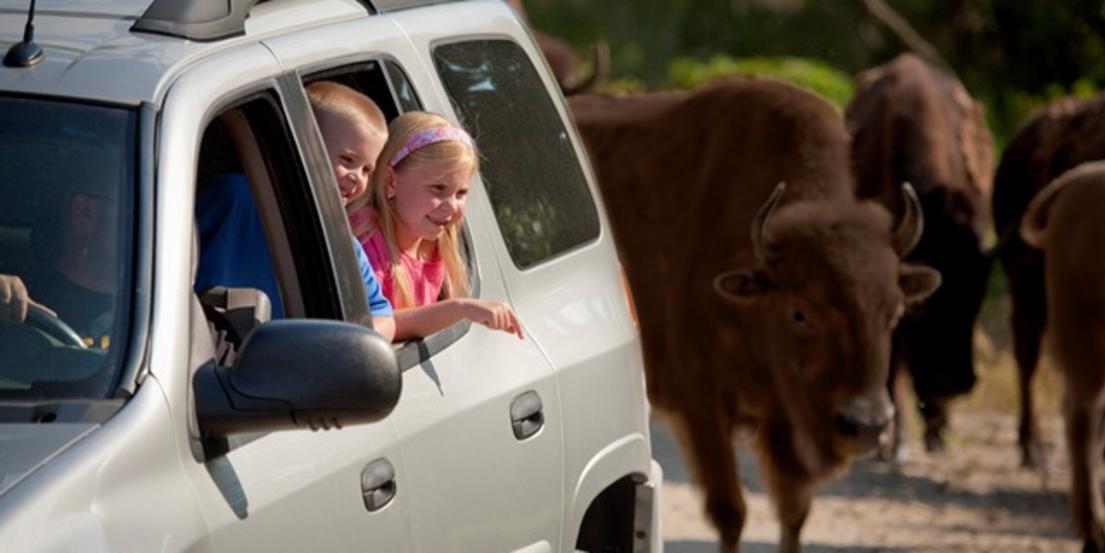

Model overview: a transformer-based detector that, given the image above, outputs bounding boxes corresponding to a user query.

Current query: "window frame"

[195,88,344,321]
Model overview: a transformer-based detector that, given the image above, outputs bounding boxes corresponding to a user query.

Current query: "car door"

[264,11,567,552]
[421,12,655,549]
[155,43,412,552]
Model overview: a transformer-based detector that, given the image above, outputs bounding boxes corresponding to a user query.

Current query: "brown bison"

[569,78,940,553]
[846,53,995,456]
[506,0,607,95]
[1019,161,1105,551]
[992,93,1105,468]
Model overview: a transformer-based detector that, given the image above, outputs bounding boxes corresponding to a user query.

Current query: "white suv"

[0,0,661,551]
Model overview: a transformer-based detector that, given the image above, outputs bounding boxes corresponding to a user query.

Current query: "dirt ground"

[654,323,1083,552]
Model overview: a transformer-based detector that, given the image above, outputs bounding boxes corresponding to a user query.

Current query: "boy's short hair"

[305,80,387,136]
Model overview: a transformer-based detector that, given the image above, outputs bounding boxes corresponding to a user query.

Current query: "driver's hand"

[0,274,30,323]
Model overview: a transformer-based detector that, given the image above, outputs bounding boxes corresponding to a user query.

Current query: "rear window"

[433,39,600,269]
[0,96,136,399]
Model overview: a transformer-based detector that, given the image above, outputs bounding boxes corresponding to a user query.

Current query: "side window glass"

[384,60,422,113]
[433,39,601,269]
[194,93,339,363]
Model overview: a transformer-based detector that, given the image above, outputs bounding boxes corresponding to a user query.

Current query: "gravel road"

[654,412,1080,552]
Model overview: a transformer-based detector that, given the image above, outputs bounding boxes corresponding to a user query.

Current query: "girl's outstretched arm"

[394,298,523,340]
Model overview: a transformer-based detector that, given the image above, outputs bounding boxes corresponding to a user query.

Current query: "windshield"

[0,95,136,400]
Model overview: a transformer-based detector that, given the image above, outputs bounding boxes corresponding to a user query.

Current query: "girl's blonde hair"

[361,111,479,308]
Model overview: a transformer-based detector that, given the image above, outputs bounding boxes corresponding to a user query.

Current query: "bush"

[664,55,854,110]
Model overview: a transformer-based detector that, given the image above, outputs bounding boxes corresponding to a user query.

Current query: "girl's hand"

[462,299,524,339]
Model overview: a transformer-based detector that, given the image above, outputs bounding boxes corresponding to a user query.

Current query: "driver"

[0,173,119,348]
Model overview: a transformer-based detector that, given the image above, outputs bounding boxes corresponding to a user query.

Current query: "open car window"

[301,59,481,369]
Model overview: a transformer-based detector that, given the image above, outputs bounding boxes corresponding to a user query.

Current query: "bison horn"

[751,182,786,262]
[893,182,925,256]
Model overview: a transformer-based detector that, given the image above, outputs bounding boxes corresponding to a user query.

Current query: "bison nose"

[835,395,895,452]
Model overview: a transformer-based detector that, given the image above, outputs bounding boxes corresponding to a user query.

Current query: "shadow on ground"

[664,540,917,553]
[652,415,1073,546]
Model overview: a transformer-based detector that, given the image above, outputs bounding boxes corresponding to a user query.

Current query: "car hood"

[0,424,97,497]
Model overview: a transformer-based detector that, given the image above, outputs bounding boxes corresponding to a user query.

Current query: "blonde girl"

[347,111,522,340]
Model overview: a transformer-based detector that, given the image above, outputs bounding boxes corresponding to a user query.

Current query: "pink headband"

[388,126,475,168]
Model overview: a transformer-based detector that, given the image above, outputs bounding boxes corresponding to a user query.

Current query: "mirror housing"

[193,319,400,438]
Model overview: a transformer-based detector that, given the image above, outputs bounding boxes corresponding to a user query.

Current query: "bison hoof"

[1020,440,1046,470]
[877,442,909,465]
[923,430,947,453]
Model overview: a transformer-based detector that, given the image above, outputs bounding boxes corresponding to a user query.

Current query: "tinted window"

[0,96,136,399]
[385,60,422,114]
[434,39,600,268]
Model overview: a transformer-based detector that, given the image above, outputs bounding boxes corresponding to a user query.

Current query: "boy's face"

[319,111,387,206]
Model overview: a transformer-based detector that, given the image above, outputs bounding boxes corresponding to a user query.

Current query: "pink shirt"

[351,208,445,307]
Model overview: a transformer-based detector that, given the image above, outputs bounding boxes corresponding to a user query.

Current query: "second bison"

[570,78,940,553]
[846,53,995,457]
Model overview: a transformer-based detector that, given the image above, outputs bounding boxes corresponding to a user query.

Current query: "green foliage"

[664,55,854,110]
[523,0,1105,156]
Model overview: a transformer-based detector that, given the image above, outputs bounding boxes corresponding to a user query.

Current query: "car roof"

[0,0,407,105]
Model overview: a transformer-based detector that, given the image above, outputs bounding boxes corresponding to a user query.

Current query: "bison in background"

[1019,161,1105,552]
[846,53,995,458]
[993,93,1105,468]
[569,78,940,553]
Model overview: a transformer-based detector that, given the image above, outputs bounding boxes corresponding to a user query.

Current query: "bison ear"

[899,263,941,307]
[714,269,774,302]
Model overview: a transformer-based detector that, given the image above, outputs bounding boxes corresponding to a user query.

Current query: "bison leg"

[1012,303,1046,468]
[772,479,812,553]
[879,353,906,462]
[1066,397,1105,548]
[757,423,813,553]
[671,410,746,552]
[920,397,950,453]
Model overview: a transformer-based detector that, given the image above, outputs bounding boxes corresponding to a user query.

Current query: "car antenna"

[4,0,44,68]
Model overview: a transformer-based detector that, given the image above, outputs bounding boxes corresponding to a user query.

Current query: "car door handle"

[510,390,544,440]
[361,458,397,512]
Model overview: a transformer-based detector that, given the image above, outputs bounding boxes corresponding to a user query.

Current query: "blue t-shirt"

[194,173,393,318]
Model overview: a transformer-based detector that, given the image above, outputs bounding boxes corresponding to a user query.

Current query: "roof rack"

[131,0,270,41]
[130,0,465,41]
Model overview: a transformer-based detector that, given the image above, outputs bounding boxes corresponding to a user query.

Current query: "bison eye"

[790,309,808,325]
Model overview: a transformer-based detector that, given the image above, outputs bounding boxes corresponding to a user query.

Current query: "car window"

[433,39,601,269]
[0,95,136,400]
[384,60,422,114]
[302,59,480,368]
[194,92,343,365]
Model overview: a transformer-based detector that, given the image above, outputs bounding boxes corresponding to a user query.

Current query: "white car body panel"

[0,0,661,551]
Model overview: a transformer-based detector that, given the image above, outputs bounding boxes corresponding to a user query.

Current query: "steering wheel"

[25,304,86,349]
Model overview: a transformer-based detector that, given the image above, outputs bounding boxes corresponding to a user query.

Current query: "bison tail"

[1020,162,1102,248]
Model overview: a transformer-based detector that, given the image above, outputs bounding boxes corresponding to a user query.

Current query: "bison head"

[895,187,991,413]
[713,183,940,472]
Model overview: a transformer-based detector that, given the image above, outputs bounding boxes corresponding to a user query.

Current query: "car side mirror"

[193,319,400,438]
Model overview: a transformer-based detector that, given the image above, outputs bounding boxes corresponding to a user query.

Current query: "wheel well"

[574,473,650,553]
